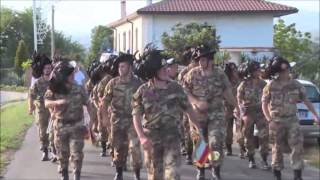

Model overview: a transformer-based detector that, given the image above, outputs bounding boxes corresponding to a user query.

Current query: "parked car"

[296,80,320,145]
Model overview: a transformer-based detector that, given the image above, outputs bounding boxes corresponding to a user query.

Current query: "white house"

[108,0,297,64]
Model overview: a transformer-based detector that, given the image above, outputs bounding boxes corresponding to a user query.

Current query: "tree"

[14,40,29,75]
[86,25,114,65]
[162,22,220,65]
[274,19,312,62]
[274,19,320,86]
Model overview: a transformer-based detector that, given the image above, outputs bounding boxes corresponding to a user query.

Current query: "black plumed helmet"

[140,49,168,80]
[247,61,261,75]
[31,52,52,78]
[49,60,75,94]
[193,44,216,61]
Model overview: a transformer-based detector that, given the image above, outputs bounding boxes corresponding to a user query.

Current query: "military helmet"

[193,44,216,61]
[31,52,52,78]
[49,60,75,94]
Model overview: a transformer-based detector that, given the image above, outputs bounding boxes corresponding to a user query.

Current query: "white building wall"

[113,16,143,54]
[150,13,274,49]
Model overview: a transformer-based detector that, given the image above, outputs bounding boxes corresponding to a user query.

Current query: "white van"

[296,80,320,144]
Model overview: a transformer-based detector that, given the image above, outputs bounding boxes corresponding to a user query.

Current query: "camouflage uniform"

[262,79,306,171]
[97,75,113,143]
[237,79,269,157]
[183,66,231,167]
[132,80,192,180]
[29,77,50,150]
[177,65,196,158]
[224,80,244,149]
[86,80,98,133]
[103,75,142,170]
[44,84,88,173]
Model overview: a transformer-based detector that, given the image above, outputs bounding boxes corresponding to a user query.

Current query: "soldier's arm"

[44,90,67,109]
[101,80,113,108]
[222,73,239,115]
[261,83,271,122]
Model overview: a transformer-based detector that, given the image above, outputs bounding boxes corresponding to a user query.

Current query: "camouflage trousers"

[201,113,225,167]
[182,114,193,156]
[97,106,111,143]
[87,100,98,133]
[269,117,304,170]
[144,134,181,180]
[35,107,50,150]
[242,111,269,157]
[225,115,245,148]
[111,116,142,169]
[54,121,86,172]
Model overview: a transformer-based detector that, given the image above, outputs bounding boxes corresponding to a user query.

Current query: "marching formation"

[28,44,320,180]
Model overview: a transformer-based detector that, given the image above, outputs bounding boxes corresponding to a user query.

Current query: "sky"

[1,0,319,49]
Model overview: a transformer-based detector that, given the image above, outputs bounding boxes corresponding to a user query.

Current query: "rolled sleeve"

[131,86,144,115]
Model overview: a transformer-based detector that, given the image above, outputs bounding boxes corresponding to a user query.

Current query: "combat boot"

[248,154,257,169]
[293,169,303,180]
[211,166,221,180]
[133,168,140,180]
[239,145,246,159]
[61,169,69,180]
[41,147,49,161]
[261,154,270,170]
[114,167,123,180]
[73,170,80,180]
[225,144,232,156]
[100,141,107,157]
[196,167,205,180]
[273,169,281,180]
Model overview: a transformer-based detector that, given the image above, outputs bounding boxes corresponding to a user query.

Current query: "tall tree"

[86,25,114,65]
[14,40,28,75]
[162,22,220,65]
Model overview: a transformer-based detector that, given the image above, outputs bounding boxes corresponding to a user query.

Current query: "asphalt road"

[0,91,27,105]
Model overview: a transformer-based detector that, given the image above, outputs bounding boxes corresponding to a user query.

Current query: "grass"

[0,101,33,174]
[0,85,28,92]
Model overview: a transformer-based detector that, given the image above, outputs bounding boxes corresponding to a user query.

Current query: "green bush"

[0,71,24,86]
[0,84,28,92]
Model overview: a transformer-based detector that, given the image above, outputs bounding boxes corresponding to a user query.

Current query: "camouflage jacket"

[132,80,192,137]
[183,66,231,111]
[237,79,266,112]
[177,64,194,84]
[224,79,240,115]
[262,79,307,120]
[29,76,50,109]
[97,75,113,99]
[103,75,142,118]
[44,84,88,123]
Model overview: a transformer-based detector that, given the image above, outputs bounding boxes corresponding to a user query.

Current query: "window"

[123,32,126,51]
[118,33,120,52]
[135,28,138,52]
[128,30,131,53]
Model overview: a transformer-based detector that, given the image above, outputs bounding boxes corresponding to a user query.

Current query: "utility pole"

[32,0,37,52]
[51,5,55,60]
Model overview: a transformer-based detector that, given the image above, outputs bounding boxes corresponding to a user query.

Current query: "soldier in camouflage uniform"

[177,47,199,165]
[28,53,53,161]
[101,53,142,180]
[183,45,239,180]
[237,61,269,169]
[223,62,244,157]
[96,58,115,156]
[132,48,200,180]
[262,56,320,180]
[45,61,88,180]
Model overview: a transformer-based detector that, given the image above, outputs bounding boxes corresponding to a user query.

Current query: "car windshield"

[304,85,320,102]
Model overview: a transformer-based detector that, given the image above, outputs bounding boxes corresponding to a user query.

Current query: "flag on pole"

[193,133,210,167]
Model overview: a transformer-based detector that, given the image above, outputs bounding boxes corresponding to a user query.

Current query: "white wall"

[114,16,143,53]
[147,13,274,49]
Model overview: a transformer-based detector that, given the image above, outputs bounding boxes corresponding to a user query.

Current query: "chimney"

[146,0,152,6]
[121,0,126,18]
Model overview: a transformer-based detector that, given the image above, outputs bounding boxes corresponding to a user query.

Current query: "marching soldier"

[28,52,53,161]
[45,60,88,180]
[132,47,200,180]
[237,61,269,169]
[177,47,199,165]
[262,56,320,180]
[223,62,244,157]
[183,45,239,180]
[101,53,142,180]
